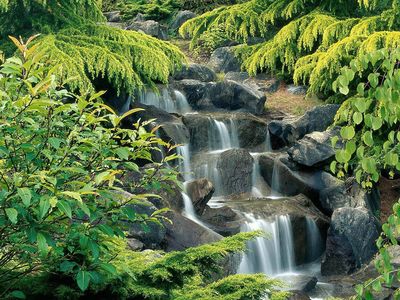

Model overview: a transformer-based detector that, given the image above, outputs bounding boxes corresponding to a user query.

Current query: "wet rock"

[287,84,308,95]
[269,104,340,149]
[225,72,281,93]
[172,79,213,110]
[208,46,241,73]
[319,178,380,216]
[182,112,267,152]
[201,205,242,236]
[174,63,217,82]
[185,178,215,215]
[127,238,144,251]
[321,207,380,276]
[287,128,338,167]
[171,10,196,32]
[208,80,266,114]
[258,153,341,208]
[125,198,167,249]
[277,274,318,292]
[164,211,222,251]
[104,11,121,22]
[127,20,168,40]
[217,149,254,195]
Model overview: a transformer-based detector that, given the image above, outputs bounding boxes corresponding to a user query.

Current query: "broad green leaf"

[363,131,374,147]
[5,208,18,224]
[37,233,48,256]
[340,126,355,140]
[57,200,72,218]
[17,188,31,207]
[77,270,90,291]
[353,112,363,125]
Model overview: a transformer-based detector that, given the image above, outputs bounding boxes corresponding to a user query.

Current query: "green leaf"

[77,270,90,291]
[340,126,355,140]
[363,131,374,147]
[61,191,82,202]
[339,86,349,95]
[37,232,48,256]
[5,208,18,224]
[368,73,379,88]
[371,117,383,131]
[39,197,51,219]
[17,188,32,207]
[57,200,72,218]
[9,291,26,299]
[100,263,117,275]
[353,112,363,125]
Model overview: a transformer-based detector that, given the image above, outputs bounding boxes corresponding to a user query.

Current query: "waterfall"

[213,120,233,150]
[265,129,272,152]
[238,214,295,275]
[270,157,282,199]
[251,154,269,197]
[174,90,192,114]
[177,144,192,182]
[306,218,324,261]
[138,88,192,114]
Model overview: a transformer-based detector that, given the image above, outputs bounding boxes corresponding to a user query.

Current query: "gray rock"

[287,128,338,167]
[216,149,254,195]
[182,112,267,152]
[287,84,308,95]
[225,72,281,93]
[164,211,222,251]
[269,104,340,149]
[185,178,215,215]
[208,46,241,73]
[319,178,380,216]
[321,207,380,275]
[277,274,318,292]
[201,205,242,236]
[104,11,121,22]
[127,238,144,251]
[208,80,266,114]
[287,291,311,300]
[171,10,196,32]
[174,63,217,82]
[127,20,168,40]
[172,79,213,110]
[133,13,146,22]
[259,153,341,206]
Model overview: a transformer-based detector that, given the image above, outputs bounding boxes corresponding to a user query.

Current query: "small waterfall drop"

[238,214,295,275]
[251,154,269,197]
[265,129,272,152]
[306,218,324,261]
[213,120,233,150]
[138,88,192,114]
[177,144,192,182]
[270,157,283,199]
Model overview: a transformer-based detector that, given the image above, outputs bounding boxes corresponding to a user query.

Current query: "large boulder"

[287,84,307,95]
[216,149,254,195]
[321,207,380,276]
[258,153,341,207]
[319,178,380,216]
[171,10,196,32]
[172,79,213,110]
[127,20,168,40]
[225,72,281,93]
[201,205,242,236]
[208,80,266,114]
[182,112,267,152]
[208,46,241,73]
[164,211,222,251]
[174,63,217,82]
[269,104,340,149]
[185,178,215,215]
[104,11,121,22]
[287,128,338,167]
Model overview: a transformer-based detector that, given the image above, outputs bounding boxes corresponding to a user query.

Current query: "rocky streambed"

[115,60,383,299]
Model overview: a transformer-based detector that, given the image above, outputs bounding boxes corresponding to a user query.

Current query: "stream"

[138,87,331,298]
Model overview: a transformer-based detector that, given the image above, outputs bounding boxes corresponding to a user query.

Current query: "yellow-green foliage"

[38,25,184,94]
[0,0,185,95]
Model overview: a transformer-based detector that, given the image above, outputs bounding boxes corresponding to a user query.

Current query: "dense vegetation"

[0,37,288,299]
[0,0,185,96]
[181,0,400,97]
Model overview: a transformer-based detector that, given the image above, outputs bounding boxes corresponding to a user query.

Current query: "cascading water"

[213,120,234,150]
[264,129,272,152]
[306,218,324,261]
[250,154,270,197]
[177,144,192,182]
[238,214,295,275]
[269,156,283,199]
[138,88,191,114]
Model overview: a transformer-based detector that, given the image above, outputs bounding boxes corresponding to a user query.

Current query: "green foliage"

[0,0,185,95]
[181,0,400,98]
[117,0,182,22]
[330,48,400,188]
[355,200,400,299]
[0,37,179,297]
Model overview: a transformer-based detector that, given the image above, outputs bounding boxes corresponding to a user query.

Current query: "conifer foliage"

[0,0,185,95]
[181,0,400,98]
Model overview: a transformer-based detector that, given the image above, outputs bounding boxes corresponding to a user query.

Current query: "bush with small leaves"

[330,47,400,189]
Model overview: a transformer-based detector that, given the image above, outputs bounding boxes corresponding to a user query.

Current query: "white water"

[251,154,270,197]
[238,214,295,275]
[306,218,324,261]
[138,88,191,114]
[265,129,272,152]
[177,144,193,182]
[270,156,283,199]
